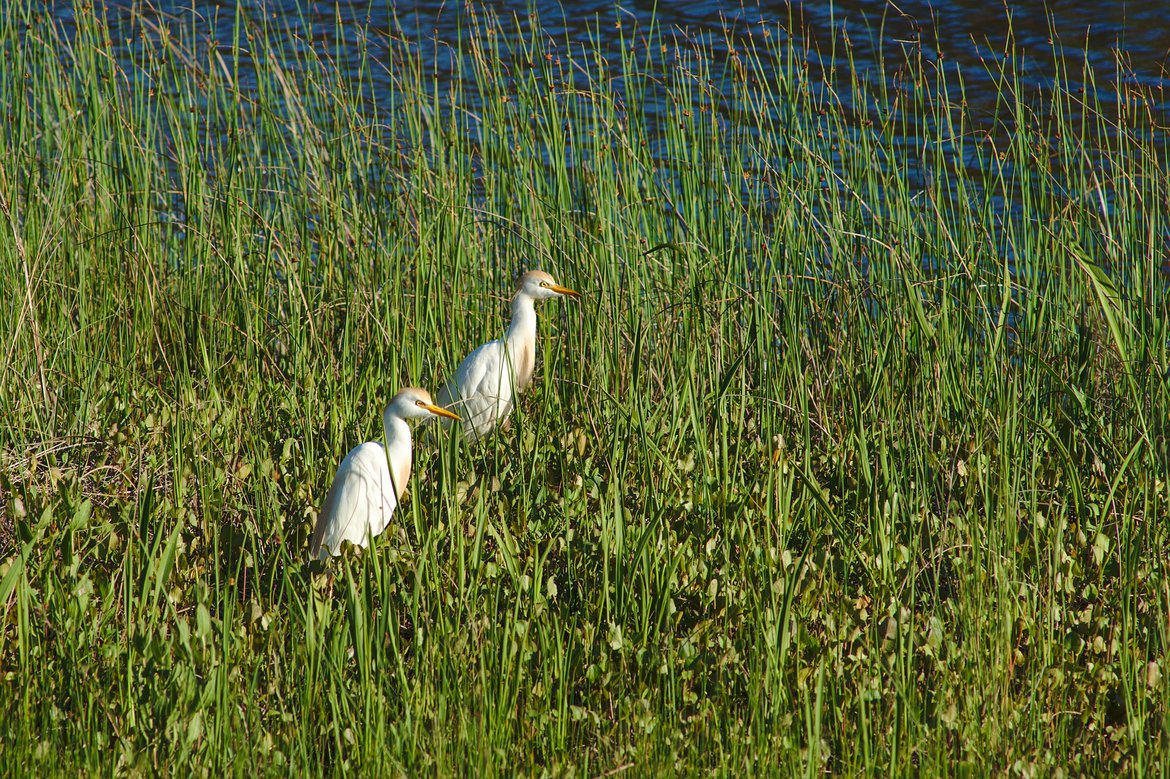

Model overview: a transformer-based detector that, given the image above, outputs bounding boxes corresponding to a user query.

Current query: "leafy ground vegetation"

[1,1,1168,775]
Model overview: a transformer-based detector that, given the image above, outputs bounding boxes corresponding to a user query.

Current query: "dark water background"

[40,0,1170,302]
[28,1,1168,370]
[62,0,1170,131]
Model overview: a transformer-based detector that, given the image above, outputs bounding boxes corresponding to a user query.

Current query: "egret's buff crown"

[308,387,459,561]
[435,269,580,443]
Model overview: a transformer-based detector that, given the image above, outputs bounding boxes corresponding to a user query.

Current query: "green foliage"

[1,2,1167,775]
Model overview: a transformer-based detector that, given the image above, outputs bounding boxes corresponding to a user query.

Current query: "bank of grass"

[1,1,1168,774]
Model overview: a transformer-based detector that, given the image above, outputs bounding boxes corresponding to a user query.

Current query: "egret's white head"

[516,269,580,301]
[388,387,462,422]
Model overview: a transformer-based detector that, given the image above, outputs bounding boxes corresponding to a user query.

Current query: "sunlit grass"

[1,1,1167,774]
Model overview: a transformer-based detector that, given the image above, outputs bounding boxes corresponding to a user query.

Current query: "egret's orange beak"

[550,284,580,298]
[426,404,461,422]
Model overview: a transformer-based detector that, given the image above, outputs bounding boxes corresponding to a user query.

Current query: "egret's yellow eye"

[540,281,550,288]
[415,400,425,407]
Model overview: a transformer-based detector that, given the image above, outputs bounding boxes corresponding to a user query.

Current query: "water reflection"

[82,1,1170,115]
[36,0,1168,306]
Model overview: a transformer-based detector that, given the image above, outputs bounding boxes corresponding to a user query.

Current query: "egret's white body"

[435,270,579,443]
[309,388,459,561]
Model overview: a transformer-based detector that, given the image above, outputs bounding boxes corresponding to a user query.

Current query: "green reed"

[0,1,1167,775]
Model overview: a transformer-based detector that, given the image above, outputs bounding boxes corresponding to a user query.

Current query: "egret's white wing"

[309,442,401,560]
[437,338,515,443]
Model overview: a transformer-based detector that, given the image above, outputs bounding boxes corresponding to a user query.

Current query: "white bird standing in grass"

[309,387,460,561]
[435,270,580,443]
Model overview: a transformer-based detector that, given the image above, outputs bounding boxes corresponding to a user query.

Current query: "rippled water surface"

[65,0,1170,123]
[36,0,1168,296]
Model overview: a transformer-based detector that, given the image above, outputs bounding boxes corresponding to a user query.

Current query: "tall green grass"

[1,2,1167,774]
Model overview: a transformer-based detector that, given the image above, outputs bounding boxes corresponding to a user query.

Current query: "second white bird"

[435,269,580,443]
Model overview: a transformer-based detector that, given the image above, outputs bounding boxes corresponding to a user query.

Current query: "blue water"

[38,0,1170,295]
[75,1,1170,124]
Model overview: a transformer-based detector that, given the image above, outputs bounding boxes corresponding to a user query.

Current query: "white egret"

[435,270,580,443]
[308,387,460,561]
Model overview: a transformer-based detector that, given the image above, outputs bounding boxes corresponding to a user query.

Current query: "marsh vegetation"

[1,2,1168,774]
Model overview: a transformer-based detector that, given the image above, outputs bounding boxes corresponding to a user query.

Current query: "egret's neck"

[382,411,413,497]
[383,411,411,449]
[506,292,537,348]
[505,292,539,392]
